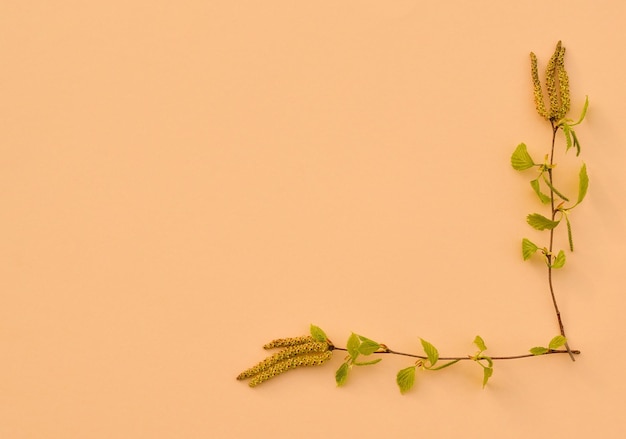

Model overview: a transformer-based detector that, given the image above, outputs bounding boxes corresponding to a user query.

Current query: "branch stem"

[548,121,576,361]
[332,346,580,361]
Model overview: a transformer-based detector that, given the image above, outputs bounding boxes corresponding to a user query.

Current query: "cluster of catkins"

[237,336,333,387]
[531,40,570,121]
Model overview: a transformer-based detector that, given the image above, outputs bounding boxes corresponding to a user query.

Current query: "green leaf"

[577,163,589,205]
[396,366,416,394]
[511,143,536,170]
[310,324,328,342]
[482,367,493,389]
[552,250,566,269]
[522,238,539,261]
[562,123,573,153]
[473,335,487,352]
[530,346,549,355]
[548,335,567,350]
[541,174,570,202]
[482,355,493,368]
[571,129,581,156]
[564,214,574,251]
[357,335,381,355]
[530,179,551,204]
[353,358,382,366]
[429,359,461,371]
[347,333,360,359]
[420,338,439,366]
[335,362,350,386]
[571,95,589,126]
[527,213,560,231]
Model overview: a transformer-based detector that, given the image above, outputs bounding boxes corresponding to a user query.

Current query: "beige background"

[2,1,626,437]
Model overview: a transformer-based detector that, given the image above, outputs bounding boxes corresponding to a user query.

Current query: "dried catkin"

[248,351,333,387]
[263,336,315,349]
[237,342,329,380]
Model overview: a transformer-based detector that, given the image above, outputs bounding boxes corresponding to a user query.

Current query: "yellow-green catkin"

[248,351,333,387]
[237,342,329,380]
[556,44,570,120]
[545,41,561,119]
[263,336,315,349]
[530,52,549,119]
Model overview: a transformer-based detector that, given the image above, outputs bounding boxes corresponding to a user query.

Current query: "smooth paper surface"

[2,1,625,437]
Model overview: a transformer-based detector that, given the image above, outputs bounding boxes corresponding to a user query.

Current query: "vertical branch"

[547,121,575,361]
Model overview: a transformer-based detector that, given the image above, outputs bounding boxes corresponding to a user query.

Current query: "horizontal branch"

[331,346,580,361]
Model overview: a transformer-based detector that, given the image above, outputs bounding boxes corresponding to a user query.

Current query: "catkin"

[530,52,549,119]
[263,336,315,349]
[531,42,571,121]
[248,351,333,387]
[545,41,561,119]
[556,45,570,120]
[237,342,329,380]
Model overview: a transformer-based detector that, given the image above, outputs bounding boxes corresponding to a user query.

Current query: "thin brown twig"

[547,121,576,361]
[331,346,580,361]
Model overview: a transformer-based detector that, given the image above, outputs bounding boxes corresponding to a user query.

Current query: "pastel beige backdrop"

[2,1,625,438]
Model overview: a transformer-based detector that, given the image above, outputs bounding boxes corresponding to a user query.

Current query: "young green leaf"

[541,174,570,201]
[473,335,487,352]
[310,324,328,342]
[552,250,566,269]
[396,366,416,394]
[571,129,581,156]
[353,358,382,366]
[577,163,589,205]
[429,359,461,371]
[527,213,560,230]
[562,123,573,153]
[346,333,360,359]
[530,346,549,355]
[564,214,574,251]
[571,95,589,126]
[482,367,493,389]
[481,355,493,368]
[522,238,539,260]
[511,143,536,170]
[335,362,350,386]
[548,335,567,350]
[530,179,551,204]
[420,338,439,367]
[357,335,381,355]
